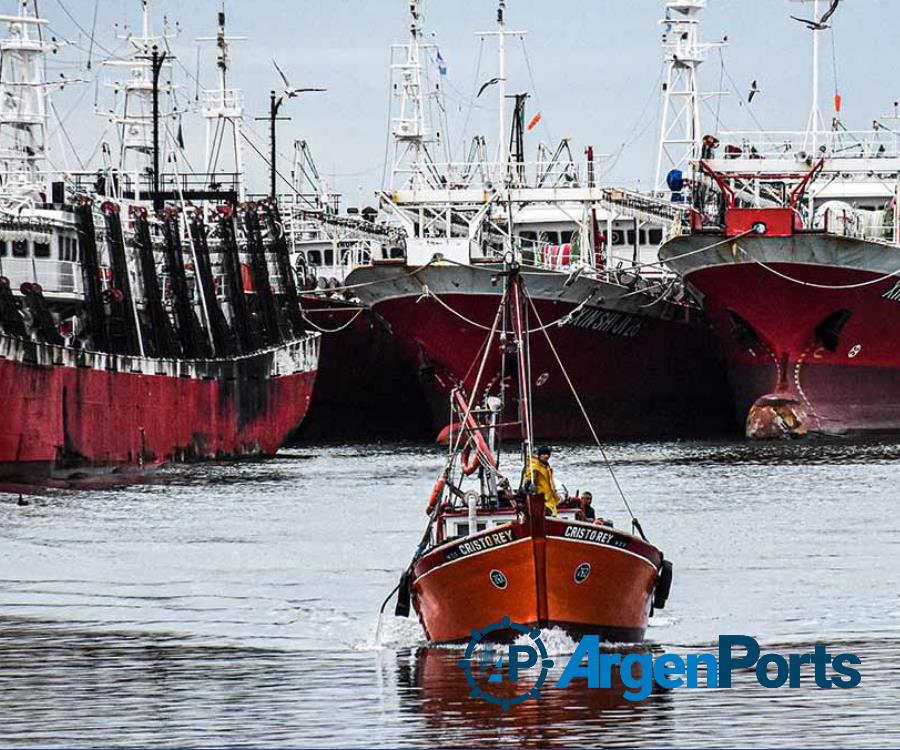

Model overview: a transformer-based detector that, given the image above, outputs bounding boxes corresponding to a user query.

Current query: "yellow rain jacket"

[527,456,560,516]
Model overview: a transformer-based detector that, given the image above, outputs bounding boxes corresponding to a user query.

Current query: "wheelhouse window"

[648,228,664,245]
[560,230,575,245]
[306,249,322,266]
[12,240,27,258]
[34,241,51,258]
[541,231,560,246]
[0,240,7,257]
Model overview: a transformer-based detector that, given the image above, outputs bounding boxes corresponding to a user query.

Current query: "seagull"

[272,59,326,98]
[791,0,842,30]
[477,77,503,98]
[748,80,760,103]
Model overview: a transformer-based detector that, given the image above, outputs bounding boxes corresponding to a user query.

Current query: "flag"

[834,92,842,113]
[437,50,447,76]
[527,112,542,131]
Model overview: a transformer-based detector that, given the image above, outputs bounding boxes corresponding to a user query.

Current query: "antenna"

[389,0,434,189]
[476,0,527,188]
[792,0,829,153]
[653,0,722,195]
[197,1,248,200]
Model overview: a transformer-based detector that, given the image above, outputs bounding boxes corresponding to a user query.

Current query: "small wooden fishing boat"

[387,264,673,644]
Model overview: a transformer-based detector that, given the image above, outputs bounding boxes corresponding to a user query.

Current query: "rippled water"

[1,439,899,747]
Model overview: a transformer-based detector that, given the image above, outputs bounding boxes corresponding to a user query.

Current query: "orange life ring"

[461,441,480,476]
[426,474,447,515]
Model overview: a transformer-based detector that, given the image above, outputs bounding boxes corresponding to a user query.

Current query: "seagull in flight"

[791,0,842,30]
[477,77,503,98]
[273,59,327,98]
[748,80,761,103]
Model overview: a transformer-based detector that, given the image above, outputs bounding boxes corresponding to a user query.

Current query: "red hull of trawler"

[411,499,662,644]
[294,295,431,440]
[347,265,736,440]
[0,334,319,481]
[661,230,900,437]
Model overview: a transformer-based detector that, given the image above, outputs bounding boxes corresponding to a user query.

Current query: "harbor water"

[1,439,899,747]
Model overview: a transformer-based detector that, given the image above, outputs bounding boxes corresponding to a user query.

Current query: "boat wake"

[357,615,426,651]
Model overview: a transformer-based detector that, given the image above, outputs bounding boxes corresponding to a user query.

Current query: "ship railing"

[714,130,900,161]
[391,159,610,192]
[0,329,321,380]
[201,88,244,117]
[818,207,899,246]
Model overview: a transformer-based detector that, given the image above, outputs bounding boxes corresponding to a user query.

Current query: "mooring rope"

[737,242,900,290]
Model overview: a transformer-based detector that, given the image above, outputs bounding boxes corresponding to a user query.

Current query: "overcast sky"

[34,0,900,208]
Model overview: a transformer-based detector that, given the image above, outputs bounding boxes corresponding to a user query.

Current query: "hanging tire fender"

[653,558,674,610]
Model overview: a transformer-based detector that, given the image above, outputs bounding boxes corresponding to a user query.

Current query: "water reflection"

[395,646,674,748]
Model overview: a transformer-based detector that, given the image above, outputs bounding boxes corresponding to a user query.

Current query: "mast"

[654,0,718,195]
[796,0,827,153]
[389,0,431,189]
[104,0,175,198]
[0,2,51,197]
[497,1,508,182]
[198,1,247,201]
[509,267,534,468]
[476,1,525,189]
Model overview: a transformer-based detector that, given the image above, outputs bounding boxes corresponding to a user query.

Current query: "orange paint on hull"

[412,508,662,644]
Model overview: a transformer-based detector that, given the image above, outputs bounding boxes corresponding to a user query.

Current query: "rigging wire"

[719,56,767,133]
[457,37,485,161]
[518,35,552,145]
[523,290,644,536]
[87,0,99,69]
[714,47,726,132]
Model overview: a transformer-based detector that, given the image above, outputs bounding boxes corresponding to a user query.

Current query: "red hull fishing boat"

[657,0,900,438]
[0,3,319,480]
[385,264,672,644]
[348,261,732,440]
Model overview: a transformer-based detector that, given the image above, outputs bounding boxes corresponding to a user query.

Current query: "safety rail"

[714,130,900,161]
[391,158,612,191]
[0,330,321,379]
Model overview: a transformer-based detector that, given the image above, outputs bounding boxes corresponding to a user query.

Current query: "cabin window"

[324,249,334,266]
[34,241,50,258]
[648,228,664,245]
[626,230,637,246]
[12,240,27,258]
[542,231,560,246]
[611,231,625,246]
[560,230,575,245]
[0,241,6,257]
[519,230,537,246]
[307,249,322,266]
[58,235,66,260]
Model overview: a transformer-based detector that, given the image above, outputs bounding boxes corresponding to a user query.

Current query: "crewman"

[527,445,561,516]
[581,491,596,521]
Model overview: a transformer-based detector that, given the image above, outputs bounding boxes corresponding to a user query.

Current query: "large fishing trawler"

[346,0,735,440]
[0,2,319,480]
[659,0,900,438]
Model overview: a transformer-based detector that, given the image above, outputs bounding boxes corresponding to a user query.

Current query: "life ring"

[461,441,480,476]
[425,474,447,515]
